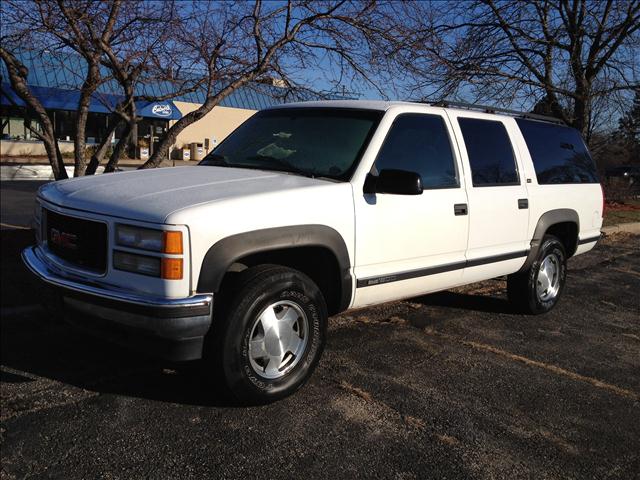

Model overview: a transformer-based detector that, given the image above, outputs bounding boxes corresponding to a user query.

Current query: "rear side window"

[458,118,519,186]
[516,119,599,184]
[374,113,458,189]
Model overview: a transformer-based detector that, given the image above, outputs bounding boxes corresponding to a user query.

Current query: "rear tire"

[507,235,567,314]
[207,265,327,404]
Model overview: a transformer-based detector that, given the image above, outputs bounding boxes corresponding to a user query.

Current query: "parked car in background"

[23,100,603,403]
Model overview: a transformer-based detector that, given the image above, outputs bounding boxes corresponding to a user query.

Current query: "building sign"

[151,104,172,117]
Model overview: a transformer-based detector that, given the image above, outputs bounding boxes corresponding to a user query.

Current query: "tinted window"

[458,118,519,186]
[516,119,599,184]
[200,108,382,180]
[374,114,458,188]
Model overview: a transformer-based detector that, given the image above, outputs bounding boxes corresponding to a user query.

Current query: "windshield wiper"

[201,153,329,180]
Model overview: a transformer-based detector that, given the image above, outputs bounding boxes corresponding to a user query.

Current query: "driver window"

[373,113,458,189]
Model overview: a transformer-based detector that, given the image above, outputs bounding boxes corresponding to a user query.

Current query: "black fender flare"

[196,225,353,312]
[518,208,579,272]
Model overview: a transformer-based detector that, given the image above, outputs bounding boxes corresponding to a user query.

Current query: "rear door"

[352,108,469,307]
[446,112,530,283]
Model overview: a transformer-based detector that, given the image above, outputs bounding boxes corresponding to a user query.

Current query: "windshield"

[199,108,382,180]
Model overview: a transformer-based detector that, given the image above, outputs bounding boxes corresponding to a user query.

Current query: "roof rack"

[428,100,566,125]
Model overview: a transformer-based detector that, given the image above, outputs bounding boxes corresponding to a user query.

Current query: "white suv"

[23,100,603,403]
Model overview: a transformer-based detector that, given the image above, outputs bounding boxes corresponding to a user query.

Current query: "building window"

[0,106,43,140]
[53,110,76,142]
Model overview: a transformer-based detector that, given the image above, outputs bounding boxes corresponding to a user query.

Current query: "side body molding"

[196,225,353,311]
[519,208,580,272]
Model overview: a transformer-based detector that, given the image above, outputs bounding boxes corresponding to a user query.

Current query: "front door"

[352,110,469,308]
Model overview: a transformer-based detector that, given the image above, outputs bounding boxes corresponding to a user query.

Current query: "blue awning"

[0,82,181,120]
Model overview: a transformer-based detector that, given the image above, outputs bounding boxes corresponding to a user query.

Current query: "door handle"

[454,203,468,216]
[518,198,529,209]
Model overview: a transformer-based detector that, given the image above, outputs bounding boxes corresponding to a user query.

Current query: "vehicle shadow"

[412,290,516,316]
[1,289,517,408]
[1,229,243,408]
[0,308,241,408]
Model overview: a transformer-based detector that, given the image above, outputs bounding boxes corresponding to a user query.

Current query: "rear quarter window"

[516,119,599,184]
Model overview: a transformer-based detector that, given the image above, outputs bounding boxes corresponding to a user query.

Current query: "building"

[0,51,332,160]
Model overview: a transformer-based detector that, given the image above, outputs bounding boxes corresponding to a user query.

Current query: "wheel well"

[218,246,344,315]
[546,222,578,257]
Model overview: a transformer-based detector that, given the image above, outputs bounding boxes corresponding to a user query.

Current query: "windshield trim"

[198,107,384,182]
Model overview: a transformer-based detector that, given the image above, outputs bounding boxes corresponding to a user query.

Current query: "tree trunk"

[129,122,138,158]
[85,119,121,175]
[572,92,592,140]
[104,119,134,173]
[40,135,68,180]
[142,96,216,169]
[73,62,100,177]
[0,48,68,180]
[74,106,88,176]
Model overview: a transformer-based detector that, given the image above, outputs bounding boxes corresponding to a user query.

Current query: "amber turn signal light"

[163,231,183,254]
[161,258,183,280]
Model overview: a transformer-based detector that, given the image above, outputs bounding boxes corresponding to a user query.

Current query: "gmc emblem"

[50,228,78,250]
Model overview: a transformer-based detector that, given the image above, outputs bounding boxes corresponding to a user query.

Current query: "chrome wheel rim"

[536,253,561,302]
[248,300,309,380]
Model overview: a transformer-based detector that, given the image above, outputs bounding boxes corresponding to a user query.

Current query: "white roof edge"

[264,99,424,111]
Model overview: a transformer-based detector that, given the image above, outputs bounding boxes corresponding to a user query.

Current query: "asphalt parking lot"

[1,230,639,479]
[0,181,48,230]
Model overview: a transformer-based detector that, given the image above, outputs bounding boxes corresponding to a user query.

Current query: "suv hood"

[39,166,331,223]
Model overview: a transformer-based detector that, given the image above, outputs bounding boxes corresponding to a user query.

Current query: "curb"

[1,160,197,180]
[602,222,640,235]
[0,164,142,181]
[0,164,102,181]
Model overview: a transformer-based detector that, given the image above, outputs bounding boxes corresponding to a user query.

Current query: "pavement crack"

[1,384,99,422]
[335,380,429,433]
[424,330,640,402]
[337,380,373,402]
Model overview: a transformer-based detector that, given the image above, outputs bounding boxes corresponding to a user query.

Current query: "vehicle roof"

[268,100,414,111]
[267,99,569,127]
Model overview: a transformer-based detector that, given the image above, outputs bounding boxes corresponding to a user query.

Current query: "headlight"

[113,251,183,279]
[116,224,163,251]
[113,251,161,277]
[116,224,183,254]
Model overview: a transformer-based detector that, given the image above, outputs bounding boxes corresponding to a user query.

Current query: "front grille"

[45,209,108,273]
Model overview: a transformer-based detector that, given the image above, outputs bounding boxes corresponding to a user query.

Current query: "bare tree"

[1,0,195,178]
[1,0,127,178]
[2,0,402,177]
[400,0,640,138]
[96,0,206,173]
[142,0,394,168]
[0,47,69,179]
[36,0,122,176]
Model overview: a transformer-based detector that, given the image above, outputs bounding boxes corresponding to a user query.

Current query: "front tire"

[208,265,327,404]
[507,235,567,314]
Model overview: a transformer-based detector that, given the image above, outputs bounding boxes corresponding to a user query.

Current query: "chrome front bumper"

[22,246,213,361]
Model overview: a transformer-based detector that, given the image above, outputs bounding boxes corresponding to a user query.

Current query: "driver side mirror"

[364,169,423,195]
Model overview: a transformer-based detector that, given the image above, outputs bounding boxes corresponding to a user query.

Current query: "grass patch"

[603,199,640,226]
